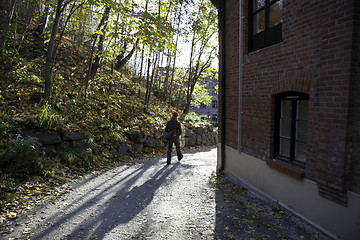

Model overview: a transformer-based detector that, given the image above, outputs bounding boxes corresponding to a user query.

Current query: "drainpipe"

[238,0,243,151]
[219,0,226,172]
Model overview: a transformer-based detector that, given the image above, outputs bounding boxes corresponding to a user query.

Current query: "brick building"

[190,74,218,124]
[212,0,360,239]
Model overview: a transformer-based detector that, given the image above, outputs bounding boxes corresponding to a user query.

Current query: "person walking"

[165,111,183,165]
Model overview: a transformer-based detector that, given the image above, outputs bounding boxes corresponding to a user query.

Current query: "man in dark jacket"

[165,111,183,165]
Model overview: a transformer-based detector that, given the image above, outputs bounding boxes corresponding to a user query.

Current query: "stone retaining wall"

[20,129,91,153]
[19,125,218,157]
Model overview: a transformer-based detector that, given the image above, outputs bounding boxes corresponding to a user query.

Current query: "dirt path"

[1,147,331,240]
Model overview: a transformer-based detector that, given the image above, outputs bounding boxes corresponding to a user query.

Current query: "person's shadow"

[66,162,180,239]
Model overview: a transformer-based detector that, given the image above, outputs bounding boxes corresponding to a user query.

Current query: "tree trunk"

[139,45,145,85]
[153,53,161,92]
[183,32,195,114]
[52,1,84,67]
[35,0,50,37]
[143,56,151,112]
[90,6,110,78]
[143,53,158,113]
[44,0,64,100]
[146,55,158,108]
[114,38,139,71]
[162,52,171,101]
[84,6,110,92]
[167,26,180,106]
[1,0,17,46]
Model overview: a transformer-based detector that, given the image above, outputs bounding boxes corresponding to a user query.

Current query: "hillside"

[0,36,211,223]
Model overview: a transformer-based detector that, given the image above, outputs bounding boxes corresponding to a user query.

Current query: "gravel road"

[1,147,331,240]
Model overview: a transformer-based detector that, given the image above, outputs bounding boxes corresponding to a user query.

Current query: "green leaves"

[37,102,64,130]
[0,135,47,180]
[191,83,212,108]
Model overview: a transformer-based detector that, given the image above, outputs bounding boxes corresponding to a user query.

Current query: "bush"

[60,148,98,169]
[0,174,16,192]
[0,135,48,180]
[0,106,27,139]
[184,112,201,123]
[37,102,64,130]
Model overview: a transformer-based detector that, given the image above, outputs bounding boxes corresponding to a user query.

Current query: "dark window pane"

[296,100,308,143]
[280,100,292,137]
[270,0,283,27]
[252,31,266,50]
[275,93,309,164]
[295,141,307,163]
[253,0,266,12]
[281,100,292,118]
[280,118,291,137]
[250,0,283,51]
[296,120,308,142]
[297,100,308,121]
[267,23,282,45]
[253,10,265,34]
[280,138,290,157]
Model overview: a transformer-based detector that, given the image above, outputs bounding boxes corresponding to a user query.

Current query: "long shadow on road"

[2,147,332,240]
[70,163,179,239]
[31,160,179,240]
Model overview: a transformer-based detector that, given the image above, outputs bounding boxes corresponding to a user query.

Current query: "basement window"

[274,92,309,167]
[249,0,283,52]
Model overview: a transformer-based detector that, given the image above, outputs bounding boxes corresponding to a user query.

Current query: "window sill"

[266,159,305,179]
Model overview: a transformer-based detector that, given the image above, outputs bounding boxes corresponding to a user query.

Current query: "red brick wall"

[218,0,239,149]
[242,0,322,162]
[307,0,357,204]
[218,0,360,203]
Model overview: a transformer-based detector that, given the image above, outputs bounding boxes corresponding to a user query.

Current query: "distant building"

[190,74,218,125]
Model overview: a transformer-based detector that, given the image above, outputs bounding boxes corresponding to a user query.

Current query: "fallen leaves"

[210,173,323,239]
[0,179,72,227]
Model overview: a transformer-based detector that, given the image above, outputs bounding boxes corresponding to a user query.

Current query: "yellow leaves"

[6,212,17,219]
[310,233,319,240]
[244,219,254,225]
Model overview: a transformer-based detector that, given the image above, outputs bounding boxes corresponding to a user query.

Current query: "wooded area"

[0,0,218,112]
[0,0,218,215]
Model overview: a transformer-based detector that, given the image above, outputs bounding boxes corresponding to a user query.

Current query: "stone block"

[20,129,62,145]
[154,131,162,139]
[62,132,85,141]
[134,143,144,153]
[126,129,146,143]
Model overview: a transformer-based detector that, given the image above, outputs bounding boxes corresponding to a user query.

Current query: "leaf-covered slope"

[0,37,175,154]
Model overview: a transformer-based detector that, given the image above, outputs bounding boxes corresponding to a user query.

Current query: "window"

[274,92,308,166]
[249,0,283,52]
[212,100,218,108]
